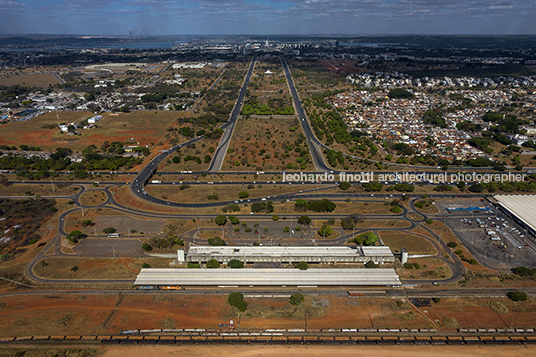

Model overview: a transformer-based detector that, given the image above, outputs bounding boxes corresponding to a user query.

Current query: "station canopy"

[134,268,401,286]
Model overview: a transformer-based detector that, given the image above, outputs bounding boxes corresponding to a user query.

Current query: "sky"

[0,0,535,36]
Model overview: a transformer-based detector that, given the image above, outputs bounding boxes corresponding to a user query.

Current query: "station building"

[179,246,395,265]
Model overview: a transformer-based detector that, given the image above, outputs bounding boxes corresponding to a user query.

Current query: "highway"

[207,55,257,172]
[280,55,330,172]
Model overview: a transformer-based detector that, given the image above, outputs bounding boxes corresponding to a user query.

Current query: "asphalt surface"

[207,55,257,172]
[280,55,330,172]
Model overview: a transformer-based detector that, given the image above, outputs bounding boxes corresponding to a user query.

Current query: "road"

[280,55,330,172]
[207,55,257,172]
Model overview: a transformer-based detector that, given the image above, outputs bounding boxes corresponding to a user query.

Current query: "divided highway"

[280,55,330,172]
[207,55,257,172]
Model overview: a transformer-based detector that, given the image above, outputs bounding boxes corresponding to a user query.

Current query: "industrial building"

[134,268,402,287]
[493,195,536,237]
[181,246,395,265]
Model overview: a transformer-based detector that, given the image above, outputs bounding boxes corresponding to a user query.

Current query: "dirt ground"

[99,345,536,357]
[0,72,61,87]
[0,111,178,152]
[1,294,536,339]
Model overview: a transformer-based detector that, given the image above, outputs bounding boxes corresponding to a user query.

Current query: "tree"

[447,242,458,248]
[66,230,85,243]
[142,263,151,268]
[318,224,333,237]
[238,191,249,198]
[289,293,305,306]
[425,219,434,224]
[81,219,93,227]
[214,215,227,226]
[297,215,311,225]
[365,260,378,268]
[228,259,244,268]
[229,216,240,225]
[339,181,351,190]
[206,259,220,268]
[272,215,279,221]
[70,266,79,272]
[228,292,248,311]
[103,227,116,234]
[208,237,226,246]
[142,242,153,251]
[294,261,308,270]
[508,291,528,302]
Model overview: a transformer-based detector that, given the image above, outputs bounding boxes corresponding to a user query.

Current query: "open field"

[379,230,438,255]
[0,111,92,151]
[396,257,452,279]
[33,257,171,280]
[0,72,61,87]
[222,117,311,171]
[0,111,178,153]
[79,190,108,206]
[145,183,325,203]
[1,293,536,339]
[0,183,76,197]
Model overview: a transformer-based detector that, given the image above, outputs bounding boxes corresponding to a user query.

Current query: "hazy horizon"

[0,0,535,36]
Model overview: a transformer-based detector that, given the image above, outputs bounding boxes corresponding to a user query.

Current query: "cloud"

[0,0,535,35]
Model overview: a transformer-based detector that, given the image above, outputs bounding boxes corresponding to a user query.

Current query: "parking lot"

[443,209,536,270]
[73,238,145,258]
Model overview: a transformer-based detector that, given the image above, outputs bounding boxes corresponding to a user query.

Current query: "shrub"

[238,191,249,198]
[187,262,200,268]
[404,262,414,269]
[390,205,402,214]
[297,215,312,225]
[339,181,351,190]
[141,263,151,268]
[103,227,116,234]
[508,291,528,302]
[228,259,244,268]
[432,297,441,303]
[142,242,153,251]
[425,219,434,224]
[272,215,279,221]
[229,216,240,225]
[365,260,378,268]
[294,261,308,270]
[454,250,463,255]
[289,293,305,306]
[208,237,225,246]
[206,259,220,268]
[447,242,458,248]
[70,266,79,272]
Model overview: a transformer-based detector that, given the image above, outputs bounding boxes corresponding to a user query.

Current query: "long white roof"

[134,268,401,286]
[494,194,536,232]
[187,246,393,258]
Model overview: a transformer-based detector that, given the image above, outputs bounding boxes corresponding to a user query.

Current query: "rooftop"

[494,194,536,233]
[134,268,402,286]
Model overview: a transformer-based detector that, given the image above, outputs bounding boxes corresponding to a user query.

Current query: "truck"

[151,180,162,184]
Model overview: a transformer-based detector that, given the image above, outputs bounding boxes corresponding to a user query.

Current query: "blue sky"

[0,0,535,35]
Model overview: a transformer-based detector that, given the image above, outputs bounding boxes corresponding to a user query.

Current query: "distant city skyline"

[0,0,535,36]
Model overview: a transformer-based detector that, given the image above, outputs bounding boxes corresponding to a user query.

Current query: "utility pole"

[94,226,97,238]
[112,246,116,259]
[50,178,55,193]
[80,205,84,218]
